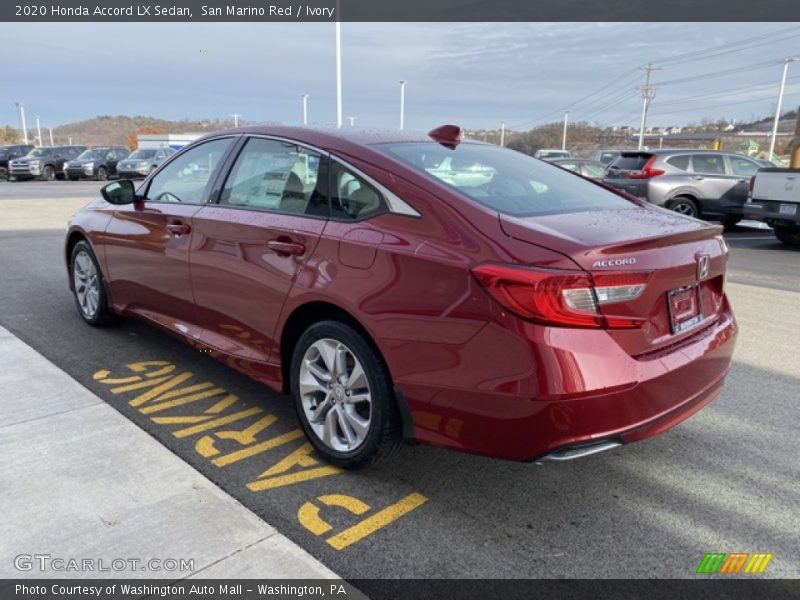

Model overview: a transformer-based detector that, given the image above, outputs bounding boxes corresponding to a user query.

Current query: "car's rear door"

[189,136,329,363]
[102,137,236,333]
[726,154,761,210]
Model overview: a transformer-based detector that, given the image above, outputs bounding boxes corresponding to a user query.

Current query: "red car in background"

[65,125,737,469]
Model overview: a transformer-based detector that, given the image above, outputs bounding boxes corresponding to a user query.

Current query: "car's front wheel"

[96,166,108,181]
[40,165,55,181]
[290,320,402,469]
[70,240,118,326]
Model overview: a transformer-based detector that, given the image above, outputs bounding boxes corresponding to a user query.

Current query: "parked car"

[116,147,175,178]
[0,144,34,180]
[603,149,763,228]
[65,125,737,469]
[8,145,86,181]
[592,148,626,165]
[533,148,572,160]
[64,146,131,181]
[550,158,607,180]
[746,167,800,245]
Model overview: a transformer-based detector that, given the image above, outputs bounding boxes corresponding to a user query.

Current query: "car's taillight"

[472,264,652,329]
[626,156,665,179]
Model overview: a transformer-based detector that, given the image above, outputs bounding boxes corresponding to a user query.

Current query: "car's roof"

[552,158,604,164]
[623,148,737,156]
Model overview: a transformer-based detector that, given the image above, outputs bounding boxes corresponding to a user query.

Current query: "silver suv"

[603,149,762,227]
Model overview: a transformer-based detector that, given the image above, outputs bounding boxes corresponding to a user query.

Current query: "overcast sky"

[2,22,799,132]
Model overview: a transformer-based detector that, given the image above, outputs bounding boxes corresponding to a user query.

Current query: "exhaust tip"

[535,440,622,464]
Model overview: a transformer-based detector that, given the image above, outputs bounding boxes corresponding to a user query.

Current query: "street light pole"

[49,127,54,146]
[500,122,505,147]
[399,80,406,130]
[347,116,356,127]
[35,116,42,147]
[335,9,343,128]
[637,63,660,150]
[15,102,28,144]
[230,113,241,127]
[769,58,797,161]
[302,94,309,125]
[561,111,569,151]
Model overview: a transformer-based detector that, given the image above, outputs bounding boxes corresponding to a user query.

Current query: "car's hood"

[499,205,722,271]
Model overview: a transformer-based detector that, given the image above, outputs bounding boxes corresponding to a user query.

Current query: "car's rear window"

[377,142,632,217]
[608,153,652,171]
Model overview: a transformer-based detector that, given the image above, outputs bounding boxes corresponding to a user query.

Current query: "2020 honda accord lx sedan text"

[65,125,738,469]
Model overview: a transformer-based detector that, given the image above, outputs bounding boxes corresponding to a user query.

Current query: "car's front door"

[727,154,761,208]
[689,153,739,215]
[102,137,236,332]
[190,136,329,363]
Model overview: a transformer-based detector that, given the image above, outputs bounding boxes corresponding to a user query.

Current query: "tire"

[290,320,402,469]
[667,196,699,218]
[774,226,800,246]
[722,216,742,230]
[0,167,7,181]
[40,165,55,181]
[96,166,108,181]
[70,240,118,327]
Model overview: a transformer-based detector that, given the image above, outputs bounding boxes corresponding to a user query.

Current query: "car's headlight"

[83,162,94,170]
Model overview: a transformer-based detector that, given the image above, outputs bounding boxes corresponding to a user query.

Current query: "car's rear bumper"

[396,299,737,461]
[745,200,800,226]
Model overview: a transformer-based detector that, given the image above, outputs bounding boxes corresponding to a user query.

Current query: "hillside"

[50,115,236,147]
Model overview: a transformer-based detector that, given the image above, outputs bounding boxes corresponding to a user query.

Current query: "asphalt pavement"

[1,181,798,579]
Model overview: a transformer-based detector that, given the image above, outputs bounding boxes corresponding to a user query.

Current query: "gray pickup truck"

[746,168,800,245]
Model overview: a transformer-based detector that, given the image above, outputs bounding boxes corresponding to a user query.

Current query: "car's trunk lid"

[500,206,728,355]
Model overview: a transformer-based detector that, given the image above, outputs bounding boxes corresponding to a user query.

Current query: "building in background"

[137,133,201,150]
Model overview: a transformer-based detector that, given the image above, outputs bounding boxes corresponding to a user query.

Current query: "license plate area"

[668,284,703,334]
[779,203,797,216]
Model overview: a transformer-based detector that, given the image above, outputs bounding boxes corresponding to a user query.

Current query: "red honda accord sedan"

[65,125,737,468]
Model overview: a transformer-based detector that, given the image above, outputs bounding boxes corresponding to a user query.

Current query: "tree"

[0,125,20,144]
[127,126,165,150]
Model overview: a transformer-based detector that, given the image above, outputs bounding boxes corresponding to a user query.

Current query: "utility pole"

[561,111,570,151]
[335,4,343,128]
[347,116,357,127]
[35,116,42,147]
[769,58,797,161]
[399,80,406,130]
[302,94,309,125]
[49,127,54,146]
[637,63,660,150]
[500,122,505,147]
[15,102,28,144]
[230,113,241,127]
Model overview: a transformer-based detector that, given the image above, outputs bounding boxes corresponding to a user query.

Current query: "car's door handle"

[691,176,705,180]
[167,222,191,235]
[266,239,306,256]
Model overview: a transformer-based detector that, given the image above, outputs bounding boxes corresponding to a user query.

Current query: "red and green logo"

[696,552,773,575]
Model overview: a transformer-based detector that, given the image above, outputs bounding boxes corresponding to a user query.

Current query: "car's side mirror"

[101,180,138,205]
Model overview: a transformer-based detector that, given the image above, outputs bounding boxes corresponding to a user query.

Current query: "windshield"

[378,142,632,217]
[77,149,107,160]
[129,149,158,159]
[539,151,570,159]
[27,148,50,157]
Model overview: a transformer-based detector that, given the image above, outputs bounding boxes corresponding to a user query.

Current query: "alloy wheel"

[73,250,100,318]
[298,338,372,452]
[671,201,696,217]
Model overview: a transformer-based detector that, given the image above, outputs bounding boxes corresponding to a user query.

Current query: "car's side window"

[583,163,606,178]
[692,154,725,175]
[666,154,690,171]
[330,162,387,221]
[729,156,760,177]
[144,138,233,205]
[220,138,326,216]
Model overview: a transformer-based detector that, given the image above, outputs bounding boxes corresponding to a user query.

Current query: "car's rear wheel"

[667,196,698,218]
[96,166,108,181]
[0,167,7,181]
[774,225,800,246]
[290,320,402,469]
[70,240,118,326]
[40,165,55,181]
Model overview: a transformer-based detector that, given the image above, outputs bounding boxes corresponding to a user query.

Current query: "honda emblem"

[696,254,710,280]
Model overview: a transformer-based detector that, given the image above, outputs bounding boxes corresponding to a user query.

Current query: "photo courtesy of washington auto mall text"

[1,0,800,599]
